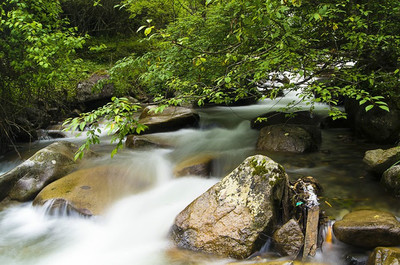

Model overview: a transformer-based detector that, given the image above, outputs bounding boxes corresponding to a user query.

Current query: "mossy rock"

[0,141,81,202]
[33,164,154,216]
[367,247,400,265]
[170,155,290,259]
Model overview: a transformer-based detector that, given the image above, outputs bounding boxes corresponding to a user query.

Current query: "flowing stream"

[0,94,399,265]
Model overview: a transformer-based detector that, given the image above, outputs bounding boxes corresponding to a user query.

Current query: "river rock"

[332,210,400,248]
[173,154,215,177]
[367,247,400,265]
[273,219,304,257]
[227,260,328,265]
[381,165,400,196]
[363,147,400,176]
[345,99,400,144]
[256,124,321,153]
[170,155,289,259]
[33,164,154,216]
[138,105,200,134]
[125,135,164,149]
[76,73,114,110]
[0,141,79,202]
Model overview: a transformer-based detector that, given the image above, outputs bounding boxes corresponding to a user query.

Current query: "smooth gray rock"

[0,142,78,201]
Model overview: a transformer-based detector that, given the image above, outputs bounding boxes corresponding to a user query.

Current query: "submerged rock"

[333,210,400,248]
[256,124,321,153]
[138,105,200,134]
[363,147,400,176]
[367,247,400,265]
[125,135,166,149]
[0,141,80,202]
[33,164,154,216]
[273,219,304,257]
[170,155,289,259]
[381,165,400,196]
[173,154,215,177]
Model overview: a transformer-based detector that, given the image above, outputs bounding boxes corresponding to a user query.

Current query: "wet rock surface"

[381,165,400,196]
[173,154,215,177]
[256,124,321,153]
[33,164,154,216]
[138,106,200,134]
[0,141,80,202]
[367,247,400,265]
[363,147,400,176]
[125,135,166,149]
[272,219,304,257]
[170,155,289,259]
[333,210,400,248]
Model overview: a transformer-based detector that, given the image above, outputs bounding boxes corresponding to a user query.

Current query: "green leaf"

[379,105,390,112]
[144,27,152,36]
[137,25,146,33]
[359,99,367,105]
[365,105,374,112]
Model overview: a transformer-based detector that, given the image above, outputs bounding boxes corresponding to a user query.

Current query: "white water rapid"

[1,93,399,265]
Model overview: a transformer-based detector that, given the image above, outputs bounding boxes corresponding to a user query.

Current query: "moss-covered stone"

[0,141,81,202]
[367,247,400,265]
[170,155,289,259]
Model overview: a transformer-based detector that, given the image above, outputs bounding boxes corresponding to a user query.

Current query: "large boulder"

[33,164,154,216]
[256,124,321,153]
[76,73,114,110]
[333,210,400,248]
[272,219,304,257]
[345,99,400,144]
[0,141,80,202]
[170,155,289,259]
[363,147,400,176]
[382,165,400,196]
[367,247,400,265]
[138,106,200,134]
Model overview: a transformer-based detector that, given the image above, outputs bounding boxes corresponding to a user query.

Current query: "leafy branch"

[63,97,147,159]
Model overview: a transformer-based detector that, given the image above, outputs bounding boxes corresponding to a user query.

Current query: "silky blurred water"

[0,95,398,265]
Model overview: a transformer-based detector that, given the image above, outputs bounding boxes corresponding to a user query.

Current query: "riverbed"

[0,99,398,265]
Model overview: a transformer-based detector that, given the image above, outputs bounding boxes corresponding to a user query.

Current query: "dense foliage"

[0,0,85,152]
[109,0,399,114]
[2,0,400,156]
